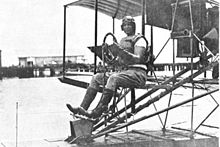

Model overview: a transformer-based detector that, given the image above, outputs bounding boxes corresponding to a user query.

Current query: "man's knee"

[89,73,104,90]
[92,73,104,80]
[106,74,119,91]
[108,74,119,82]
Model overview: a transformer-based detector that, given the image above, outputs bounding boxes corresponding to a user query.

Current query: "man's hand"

[108,43,122,56]
[108,44,134,65]
[102,42,121,56]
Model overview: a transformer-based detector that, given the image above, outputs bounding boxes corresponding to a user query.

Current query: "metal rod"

[141,0,145,36]
[151,98,164,126]
[62,6,67,76]
[102,44,106,90]
[166,129,189,138]
[136,61,218,114]
[116,89,131,104]
[164,39,176,130]
[154,37,170,61]
[171,126,218,138]
[130,88,136,113]
[94,54,214,130]
[94,60,218,132]
[188,0,195,137]
[172,39,176,75]
[194,101,219,132]
[93,89,218,139]
[94,0,98,74]
[171,0,179,32]
[16,102,18,147]
[107,134,127,142]
[112,17,115,34]
[150,26,153,57]
[190,41,195,138]
[188,0,194,32]
[209,92,219,105]
[94,63,194,130]
[123,89,128,133]
[190,30,195,138]
[151,71,164,126]
[194,86,219,131]
[132,130,175,141]
[163,88,172,131]
[201,124,219,129]
[106,63,217,133]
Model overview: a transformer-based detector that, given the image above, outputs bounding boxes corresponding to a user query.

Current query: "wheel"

[102,32,118,64]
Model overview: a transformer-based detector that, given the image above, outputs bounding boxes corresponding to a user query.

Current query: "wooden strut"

[171,126,218,138]
[94,65,191,130]
[132,130,175,141]
[91,88,218,140]
[94,60,218,134]
[93,55,213,131]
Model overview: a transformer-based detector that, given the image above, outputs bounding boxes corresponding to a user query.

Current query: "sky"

[0,0,126,66]
[0,0,75,66]
[1,0,216,67]
[0,0,174,67]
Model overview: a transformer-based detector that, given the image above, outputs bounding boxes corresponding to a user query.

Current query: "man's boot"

[90,88,114,118]
[66,87,98,114]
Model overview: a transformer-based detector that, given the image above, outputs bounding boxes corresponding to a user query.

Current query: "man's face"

[122,22,134,35]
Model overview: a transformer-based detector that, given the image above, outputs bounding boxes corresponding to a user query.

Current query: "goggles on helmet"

[122,16,135,24]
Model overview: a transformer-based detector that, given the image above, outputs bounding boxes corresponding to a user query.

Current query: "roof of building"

[18,55,84,59]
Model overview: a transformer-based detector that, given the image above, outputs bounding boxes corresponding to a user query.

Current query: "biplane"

[58,0,219,145]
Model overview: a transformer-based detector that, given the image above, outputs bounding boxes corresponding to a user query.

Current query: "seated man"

[67,16,152,119]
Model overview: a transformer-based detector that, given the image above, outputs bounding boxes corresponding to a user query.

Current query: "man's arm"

[117,38,147,65]
[118,45,146,65]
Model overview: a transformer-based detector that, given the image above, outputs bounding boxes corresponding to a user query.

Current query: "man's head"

[121,16,136,35]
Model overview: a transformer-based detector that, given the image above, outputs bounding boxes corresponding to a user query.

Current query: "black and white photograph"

[0,0,219,146]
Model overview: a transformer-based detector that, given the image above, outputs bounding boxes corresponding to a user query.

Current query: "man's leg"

[89,69,147,118]
[89,88,114,118]
[70,88,114,119]
[66,86,98,114]
[66,73,107,114]
[87,74,119,118]
[67,69,147,118]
